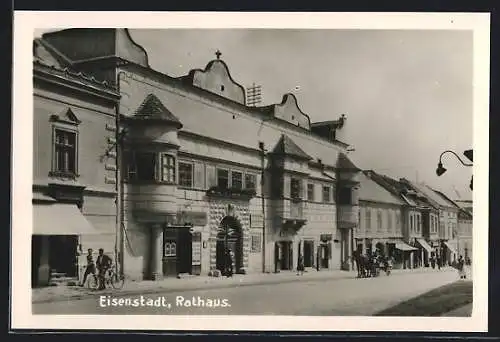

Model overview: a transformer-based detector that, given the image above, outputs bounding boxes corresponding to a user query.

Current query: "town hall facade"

[32,28,362,283]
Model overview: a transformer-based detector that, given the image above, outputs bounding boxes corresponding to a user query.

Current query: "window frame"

[244,172,257,191]
[160,153,176,184]
[365,209,371,231]
[250,234,262,253]
[322,185,331,203]
[377,210,383,231]
[216,168,230,189]
[51,126,79,178]
[178,160,194,188]
[231,170,243,190]
[307,183,315,202]
[164,241,177,257]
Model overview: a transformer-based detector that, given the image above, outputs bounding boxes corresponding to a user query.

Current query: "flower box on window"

[206,186,256,199]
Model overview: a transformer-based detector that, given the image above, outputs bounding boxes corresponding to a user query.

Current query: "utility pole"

[246,83,262,107]
[259,141,267,273]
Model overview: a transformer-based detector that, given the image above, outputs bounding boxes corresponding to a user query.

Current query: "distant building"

[457,209,473,260]
[402,180,460,266]
[356,171,412,269]
[366,171,438,269]
[33,28,362,283]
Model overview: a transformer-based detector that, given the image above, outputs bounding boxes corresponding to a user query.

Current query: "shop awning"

[416,238,433,253]
[395,241,418,251]
[33,203,100,235]
[444,241,457,254]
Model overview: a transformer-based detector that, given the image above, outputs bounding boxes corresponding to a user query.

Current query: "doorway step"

[176,273,197,279]
[49,271,79,287]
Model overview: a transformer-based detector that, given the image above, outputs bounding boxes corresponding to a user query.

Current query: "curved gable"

[188,60,246,104]
[272,94,311,130]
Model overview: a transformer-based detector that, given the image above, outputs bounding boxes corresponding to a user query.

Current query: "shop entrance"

[48,235,79,278]
[275,241,293,271]
[319,244,330,269]
[303,240,314,267]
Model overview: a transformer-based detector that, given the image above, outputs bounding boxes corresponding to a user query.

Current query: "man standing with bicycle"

[96,248,112,290]
[79,248,96,287]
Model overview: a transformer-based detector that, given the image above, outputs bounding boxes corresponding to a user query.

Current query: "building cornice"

[119,63,350,150]
[33,62,120,102]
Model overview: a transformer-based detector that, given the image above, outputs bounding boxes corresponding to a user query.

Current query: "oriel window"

[291,178,302,200]
[161,154,176,183]
[54,129,77,175]
[135,152,157,181]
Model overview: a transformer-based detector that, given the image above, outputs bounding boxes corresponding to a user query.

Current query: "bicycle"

[86,267,125,290]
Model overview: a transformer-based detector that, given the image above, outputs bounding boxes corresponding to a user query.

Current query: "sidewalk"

[32,266,455,304]
[441,303,473,317]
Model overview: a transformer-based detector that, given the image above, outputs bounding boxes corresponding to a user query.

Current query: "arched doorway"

[216,216,243,274]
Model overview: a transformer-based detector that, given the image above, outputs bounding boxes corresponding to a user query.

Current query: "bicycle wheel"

[110,271,125,290]
[87,275,99,290]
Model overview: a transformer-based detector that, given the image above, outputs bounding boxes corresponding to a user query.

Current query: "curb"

[32,268,456,304]
[33,272,356,304]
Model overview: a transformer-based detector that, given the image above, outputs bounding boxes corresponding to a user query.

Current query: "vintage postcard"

[11,11,489,332]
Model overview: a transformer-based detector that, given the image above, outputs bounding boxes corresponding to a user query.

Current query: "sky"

[36,29,473,200]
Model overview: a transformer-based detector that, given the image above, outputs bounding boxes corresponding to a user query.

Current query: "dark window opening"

[337,187,352,205]
[290,178,302,200]
[217,169,229,188]
[136,152,157,181]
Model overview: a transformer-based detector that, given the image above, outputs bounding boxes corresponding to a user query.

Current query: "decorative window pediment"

[50,108,81,126]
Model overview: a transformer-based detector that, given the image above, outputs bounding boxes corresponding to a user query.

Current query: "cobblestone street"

[33,268,465,315]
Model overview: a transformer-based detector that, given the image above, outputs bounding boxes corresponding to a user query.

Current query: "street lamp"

[436,150,473,190]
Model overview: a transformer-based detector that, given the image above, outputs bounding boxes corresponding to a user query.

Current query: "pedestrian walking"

[457,255,466,279]
[79,248,96,287]
[297,254,305,276]
[225,249,234,278]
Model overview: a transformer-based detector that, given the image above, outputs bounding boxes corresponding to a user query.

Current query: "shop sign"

[191,232,202,266]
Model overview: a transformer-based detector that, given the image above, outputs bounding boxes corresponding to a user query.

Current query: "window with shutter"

[193,162,205,189]
[206,165,216,188]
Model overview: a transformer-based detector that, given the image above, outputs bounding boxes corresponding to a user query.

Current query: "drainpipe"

[115,71,127,278]
[259,142,266,273]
